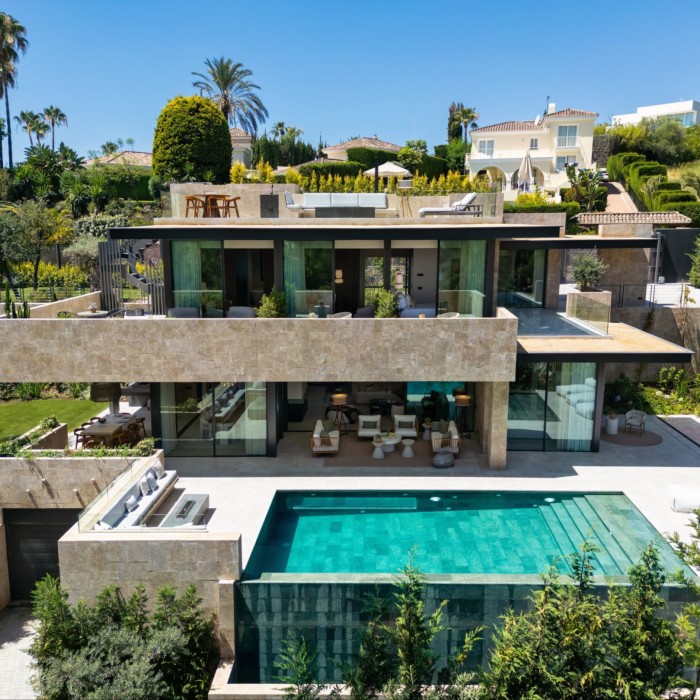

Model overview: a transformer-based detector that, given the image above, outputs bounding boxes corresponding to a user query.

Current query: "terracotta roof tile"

[85,151,152,167]
[324,136,401,152]
[544,108,598,119]
[229,127,252,146]
[471,120,543,134]
[576,211,692,225]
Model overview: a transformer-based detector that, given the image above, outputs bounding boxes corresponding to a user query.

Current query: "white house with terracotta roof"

[230,127,253,167]
[466,104,598,197]
[322,136,401,161]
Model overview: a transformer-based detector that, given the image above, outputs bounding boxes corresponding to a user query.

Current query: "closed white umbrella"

[363,161,411,178]
[517,151,534,192]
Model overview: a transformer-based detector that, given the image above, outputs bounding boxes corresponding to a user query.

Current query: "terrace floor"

[167,415,700,569]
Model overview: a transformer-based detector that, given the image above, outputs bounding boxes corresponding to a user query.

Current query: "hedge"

[418,154,449,180]
[503,201,581,221]
[298,161,365,178]
[607,152,646,182]
[656,181,682,192]
[627,161,667,199]
[653,190,697,208]
[660,202,700,226]
[345,147,401,170]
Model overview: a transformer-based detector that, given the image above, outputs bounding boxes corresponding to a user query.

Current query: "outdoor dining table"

[82,414,135,446]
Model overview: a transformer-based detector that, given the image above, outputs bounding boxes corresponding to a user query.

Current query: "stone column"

[481,382,509,469]
[218,579,236,659]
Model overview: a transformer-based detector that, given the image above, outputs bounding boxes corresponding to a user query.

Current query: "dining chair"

[225,196,241,218]
[206,195,228,218]
[74,428,85,449]
[185,195,205,218]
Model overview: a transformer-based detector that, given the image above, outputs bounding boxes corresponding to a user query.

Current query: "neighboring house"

[322,135,401,161]
[612,100,700,128]
[230,127,253,167]
[466,104,598,196]
[84,150,152,168]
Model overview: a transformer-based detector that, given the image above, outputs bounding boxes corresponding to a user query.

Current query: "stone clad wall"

[59,530,242,655]
[0,316,519,384]
[29,291,102,319]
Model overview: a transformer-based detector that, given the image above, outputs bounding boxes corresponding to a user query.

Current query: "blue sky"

[4,0,700,159]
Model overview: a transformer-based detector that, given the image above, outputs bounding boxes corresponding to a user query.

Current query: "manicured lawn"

[0,399,108,441]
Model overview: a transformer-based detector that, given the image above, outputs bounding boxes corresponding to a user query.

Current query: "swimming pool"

[244,490,688,579]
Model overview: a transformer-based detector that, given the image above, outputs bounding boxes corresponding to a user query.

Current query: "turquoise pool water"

[244,491,688,578]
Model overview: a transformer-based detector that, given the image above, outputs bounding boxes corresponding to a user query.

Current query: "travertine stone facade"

[59,530,242,654]
[0,316,519,383]
[0,456,136,509]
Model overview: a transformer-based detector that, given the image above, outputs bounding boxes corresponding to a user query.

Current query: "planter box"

[606,417,619,435]
[18,422,68,450]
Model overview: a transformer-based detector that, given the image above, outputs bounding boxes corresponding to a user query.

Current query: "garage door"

[4,509,81,600]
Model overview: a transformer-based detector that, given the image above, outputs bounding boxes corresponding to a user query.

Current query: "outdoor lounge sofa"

[418,193,482,218]
[357,414,382,439]
[94,458,178,530]
[285,191,388,215]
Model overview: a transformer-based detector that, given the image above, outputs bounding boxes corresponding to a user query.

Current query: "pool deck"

[168,415,700,568]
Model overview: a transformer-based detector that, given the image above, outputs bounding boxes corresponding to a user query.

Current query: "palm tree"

[14,110,40,146]
[34,119,49,145]
[0,116,5,168]
[0,13,28,169]
[269,121,286,140]
[192,57,268,133]
[452,106,479,144]
[285,126,303,141]
[42,105,67,150]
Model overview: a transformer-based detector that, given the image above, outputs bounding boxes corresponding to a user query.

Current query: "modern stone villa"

[0,184,697,692]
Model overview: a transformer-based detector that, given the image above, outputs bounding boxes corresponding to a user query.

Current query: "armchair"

[431,420,461,454]
[357,414,382,439]
[310,419,340,455]
[624,410,646,435]
[393,414,418,438]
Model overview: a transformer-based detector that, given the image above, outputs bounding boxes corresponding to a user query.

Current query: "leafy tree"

[192,56,268,133]
[14,109,41,146]
[445,139,467,174]
[1,200,73,289]
[152,95,232,183]
[450,105,479,144]
[0,12,28,169]
[567,249,608,290]
[447,102,464,142]
[274,635,327,700]
[645,116,690,165]
[42,105,67,151]
[0,207,29,284]
[0,115,5,168]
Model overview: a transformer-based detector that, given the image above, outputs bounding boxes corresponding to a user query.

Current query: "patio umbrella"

[363,161,411,179]
[517,151,534,192]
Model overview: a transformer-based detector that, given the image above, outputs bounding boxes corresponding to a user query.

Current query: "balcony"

[555,137,580,149]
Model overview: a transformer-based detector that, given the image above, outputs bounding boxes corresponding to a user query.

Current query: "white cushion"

[584,377,597,388]
[396,294,408,311]
[146,472,158,492]
[154,460,165,478]
[124,494,138,513]
[139,477,150,497]
[94,520,112,531]
[453,192,477,209]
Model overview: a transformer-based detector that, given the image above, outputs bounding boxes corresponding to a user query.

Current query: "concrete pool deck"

[168,415,700,567]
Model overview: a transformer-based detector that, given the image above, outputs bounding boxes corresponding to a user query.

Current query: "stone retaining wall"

[29,291,101,318]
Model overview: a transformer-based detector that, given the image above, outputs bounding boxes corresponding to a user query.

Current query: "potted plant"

[606,409,619,435]
[567,250,608,291]
[255,287,286,318]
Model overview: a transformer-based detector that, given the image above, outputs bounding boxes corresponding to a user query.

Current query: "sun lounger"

[419,193,482,217]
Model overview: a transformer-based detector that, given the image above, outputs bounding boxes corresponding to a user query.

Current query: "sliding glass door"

[437,240,487,316]
[283,241,333,316]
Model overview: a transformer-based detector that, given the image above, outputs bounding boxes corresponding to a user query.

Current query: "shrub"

[345,147,400,170]
[366,288,398,318]
[656,181,682,192]
[606,152,646,183]
[230,161,247,184]
[12,262,88,288]
[418,154,449,180]
[297,161,365,179]
[660,202,700,226]
[654,190,697,208]
[688,234,700,286]
[256,287,286,318]
[253,159,274,184]
[503,201,581,222]
[152,96,231,183]
[72,213,129,238]
[628,161,667,202]
[284,167,302,185]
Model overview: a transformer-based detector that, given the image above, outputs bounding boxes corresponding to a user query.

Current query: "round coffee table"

[401,438,415,458]
[381,435,401,453]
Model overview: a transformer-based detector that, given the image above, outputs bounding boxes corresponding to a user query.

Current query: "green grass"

[668,159,700,181]
[0,399,108,441]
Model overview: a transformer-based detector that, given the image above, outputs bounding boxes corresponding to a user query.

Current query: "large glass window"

[437,240,487,317]
[498,249,545,307]
[363,254,410,304]
[507,361,596,451]
[284,241,333,316]
[171,240,223,316]
[557,125,578,148]
[160,382,267,457]
[477,139,494,157]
